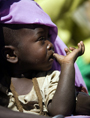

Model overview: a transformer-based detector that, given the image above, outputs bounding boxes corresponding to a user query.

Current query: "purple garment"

[65,116,90,118]
[0,0,87,89]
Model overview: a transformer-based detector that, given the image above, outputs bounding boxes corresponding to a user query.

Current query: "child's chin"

[44,66,52,71]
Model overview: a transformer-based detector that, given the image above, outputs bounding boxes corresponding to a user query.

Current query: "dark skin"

[1,24,90,117]
[3,25,76,116]
[0,24,64,118]
[48,41,85,116]
[0,106,51,118]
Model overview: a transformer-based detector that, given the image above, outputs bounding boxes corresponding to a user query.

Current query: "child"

[0,0,87,96]
[1,23,90,117]
[0,0,89,117]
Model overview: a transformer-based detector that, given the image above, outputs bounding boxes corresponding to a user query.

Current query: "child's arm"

[48,41,85,116]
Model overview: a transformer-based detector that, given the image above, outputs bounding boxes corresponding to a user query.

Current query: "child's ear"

[2,45,18,63]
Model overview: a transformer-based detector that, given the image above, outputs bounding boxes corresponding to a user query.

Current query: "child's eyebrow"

[36,30,44,35]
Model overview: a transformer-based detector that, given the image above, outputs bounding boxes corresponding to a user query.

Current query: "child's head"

[0,0,87,88]
[0,0,58,75]
[2,24,54,72]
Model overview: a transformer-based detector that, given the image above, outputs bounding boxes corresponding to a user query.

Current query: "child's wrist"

[60,62,74,68]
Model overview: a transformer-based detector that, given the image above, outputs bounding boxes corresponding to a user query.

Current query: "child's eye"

[48,34,51,38]
[38,37,46,41]
[48,34,51,40]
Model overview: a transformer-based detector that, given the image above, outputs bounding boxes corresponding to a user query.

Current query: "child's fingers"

[53,53,59,60]
[64,48,70,55]
[53,53,64,63]
[80,41,85,54]
[69,47,76,51]
[78,42,81,49]
[53,53,59,63]
[77,41,85,55]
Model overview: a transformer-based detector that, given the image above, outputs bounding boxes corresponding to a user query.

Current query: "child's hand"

[53,41,85,65]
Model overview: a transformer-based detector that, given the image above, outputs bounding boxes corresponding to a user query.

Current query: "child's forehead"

[19,24,49,37]
[3,24,49,43]
[2,24,49,43]
[4,24,48,29]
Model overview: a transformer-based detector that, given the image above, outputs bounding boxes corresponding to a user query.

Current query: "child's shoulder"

[36,70,60,87]
[47,70,60,76]
[46,70,60,81]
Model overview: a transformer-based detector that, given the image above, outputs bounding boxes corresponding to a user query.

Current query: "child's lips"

[49,57,54,62]
[48,51,54,62]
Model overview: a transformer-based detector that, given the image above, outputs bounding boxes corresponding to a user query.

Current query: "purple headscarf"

[0,0,87,90]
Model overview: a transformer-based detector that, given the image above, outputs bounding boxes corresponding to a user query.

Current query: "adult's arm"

[0,105,51,118]
[0,105,65,118]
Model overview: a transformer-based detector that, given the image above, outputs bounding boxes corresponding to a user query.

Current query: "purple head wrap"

[0,0,87,90]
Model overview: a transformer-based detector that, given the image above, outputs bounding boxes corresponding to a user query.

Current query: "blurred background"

[35,0,90,94]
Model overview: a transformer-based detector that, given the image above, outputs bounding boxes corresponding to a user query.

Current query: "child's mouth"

[49,52,54,62]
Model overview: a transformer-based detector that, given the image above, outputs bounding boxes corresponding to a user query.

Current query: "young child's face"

[16,24,54,72]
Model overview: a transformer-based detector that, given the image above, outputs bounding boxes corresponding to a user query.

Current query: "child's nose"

[47,40,54,51]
